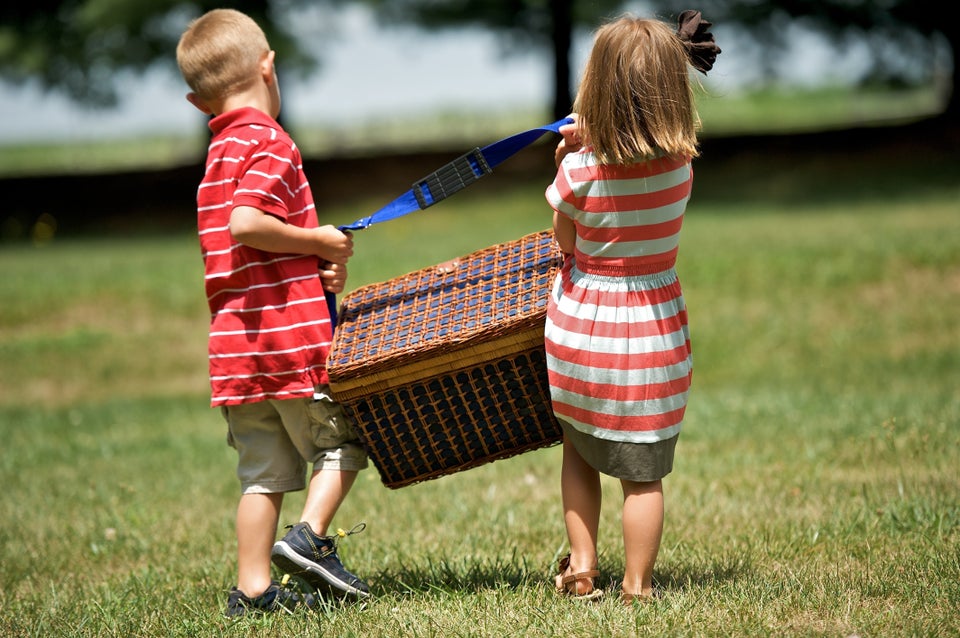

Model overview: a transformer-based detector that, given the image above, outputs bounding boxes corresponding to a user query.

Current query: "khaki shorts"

[223,385,368,494]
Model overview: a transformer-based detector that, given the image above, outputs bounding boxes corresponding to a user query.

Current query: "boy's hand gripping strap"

[326,116,573,328]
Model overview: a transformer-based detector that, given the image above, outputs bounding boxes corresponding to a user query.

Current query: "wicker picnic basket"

[327,230,564,488]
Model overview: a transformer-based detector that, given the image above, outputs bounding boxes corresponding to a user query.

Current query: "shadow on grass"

[653,553,753,594]
[372,552,535,596]
[694,120,960,210]
[3,115,957,240]
[365,550,750,597]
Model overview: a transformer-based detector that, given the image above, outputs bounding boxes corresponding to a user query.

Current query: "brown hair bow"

[676,10,721,74]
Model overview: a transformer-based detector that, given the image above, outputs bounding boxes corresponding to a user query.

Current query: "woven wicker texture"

[328,230,564,488]
[329,230,562,378]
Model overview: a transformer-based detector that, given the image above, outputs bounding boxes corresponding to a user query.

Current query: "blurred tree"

[329,0,626,120]
[0,0,954,118]
[655,0,958,117]
[0,0,314,107]
[343,0,957,120]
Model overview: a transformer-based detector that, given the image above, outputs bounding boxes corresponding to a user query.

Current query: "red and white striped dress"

[544,149,693,454]
[197,107,332,407]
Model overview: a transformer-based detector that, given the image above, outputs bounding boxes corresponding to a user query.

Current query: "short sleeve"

[232,137,301,221]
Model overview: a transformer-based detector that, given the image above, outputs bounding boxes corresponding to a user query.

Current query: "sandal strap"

[561,569,600,586]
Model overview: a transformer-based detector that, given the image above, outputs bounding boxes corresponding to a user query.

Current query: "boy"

[176,8,370,617]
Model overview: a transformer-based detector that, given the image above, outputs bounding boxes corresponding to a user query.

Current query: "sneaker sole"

[271,542,370,598]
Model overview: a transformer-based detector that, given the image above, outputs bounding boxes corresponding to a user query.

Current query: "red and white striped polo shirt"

[197,107,331,406]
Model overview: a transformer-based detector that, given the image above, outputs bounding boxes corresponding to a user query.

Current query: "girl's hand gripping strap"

[326,116,573,329]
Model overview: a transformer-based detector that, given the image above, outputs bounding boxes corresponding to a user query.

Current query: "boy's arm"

[229,206,353,265]
[318,261,347,294]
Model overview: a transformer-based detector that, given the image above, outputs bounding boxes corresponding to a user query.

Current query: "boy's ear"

[260,50,277,83]
[185,92,213,115]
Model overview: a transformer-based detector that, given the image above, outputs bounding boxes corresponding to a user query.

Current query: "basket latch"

[413,148,492,210]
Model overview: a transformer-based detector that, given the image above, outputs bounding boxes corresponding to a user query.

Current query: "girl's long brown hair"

[573,16,701,165]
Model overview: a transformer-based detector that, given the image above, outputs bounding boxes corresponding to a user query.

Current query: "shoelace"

[333,522,367,547]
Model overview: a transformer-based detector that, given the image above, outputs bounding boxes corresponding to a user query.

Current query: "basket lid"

[328,230,561,379]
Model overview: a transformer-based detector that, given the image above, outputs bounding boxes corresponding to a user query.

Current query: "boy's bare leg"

[620,478,663,597]
[269,467,369,598]
[299,468,358,536]
[236,492,283,596]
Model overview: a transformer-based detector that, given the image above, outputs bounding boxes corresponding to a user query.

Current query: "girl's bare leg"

[620,478,663,597]
[560,437,602,593]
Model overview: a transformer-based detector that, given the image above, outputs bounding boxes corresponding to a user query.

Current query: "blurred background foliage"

[0,0,955,120]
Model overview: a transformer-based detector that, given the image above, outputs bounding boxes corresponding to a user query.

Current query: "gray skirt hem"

[561,420,678,482]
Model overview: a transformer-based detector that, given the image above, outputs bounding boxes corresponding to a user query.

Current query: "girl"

[544,11,719,603]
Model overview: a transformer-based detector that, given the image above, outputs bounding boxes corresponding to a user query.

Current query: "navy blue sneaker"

[271,522,370,598]
[224,579,317,618]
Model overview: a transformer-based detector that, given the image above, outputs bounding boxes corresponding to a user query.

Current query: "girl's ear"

[185,92,213,115]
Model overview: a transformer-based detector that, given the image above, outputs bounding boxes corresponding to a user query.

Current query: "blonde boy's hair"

[176,9,270,103]
[573,15,700,164]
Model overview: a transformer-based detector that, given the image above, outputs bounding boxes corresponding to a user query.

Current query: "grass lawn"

[0,128,958,636]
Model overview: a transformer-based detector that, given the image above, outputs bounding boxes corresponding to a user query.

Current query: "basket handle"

[338,117,572,232]
[325,117,571,331]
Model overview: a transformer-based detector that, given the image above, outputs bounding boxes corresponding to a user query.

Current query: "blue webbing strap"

[325,116,573,328]
[338,117,573,231]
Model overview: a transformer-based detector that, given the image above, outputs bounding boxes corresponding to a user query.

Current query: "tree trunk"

[550,0,573,121]
[945,27,959,118]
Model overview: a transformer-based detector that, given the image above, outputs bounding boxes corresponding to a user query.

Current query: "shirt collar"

[208,107,280,136]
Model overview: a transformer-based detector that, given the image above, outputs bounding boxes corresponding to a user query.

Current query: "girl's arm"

[553,211,577,256]
[554,115,583,167]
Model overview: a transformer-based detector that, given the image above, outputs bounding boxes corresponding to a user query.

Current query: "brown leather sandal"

[620,587,659,606]
[555,554,604,601]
